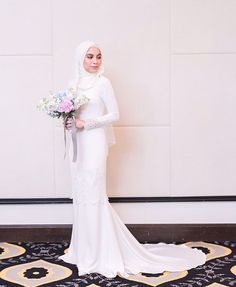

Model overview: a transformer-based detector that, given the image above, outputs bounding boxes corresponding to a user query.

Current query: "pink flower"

[58,99,73,113]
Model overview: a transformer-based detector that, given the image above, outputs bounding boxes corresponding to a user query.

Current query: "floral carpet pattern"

[0,241,235,286]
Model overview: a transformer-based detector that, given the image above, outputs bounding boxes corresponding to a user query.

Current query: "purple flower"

[58,99,73,113]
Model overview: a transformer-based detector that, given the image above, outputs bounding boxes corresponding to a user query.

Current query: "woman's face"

[83,47,102,73]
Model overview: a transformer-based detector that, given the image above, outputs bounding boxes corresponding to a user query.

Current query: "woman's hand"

[75,118,85,129]
[64,117,85,130]
[65,117,72,130]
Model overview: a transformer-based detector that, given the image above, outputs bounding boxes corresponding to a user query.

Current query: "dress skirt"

[58,127,206,278]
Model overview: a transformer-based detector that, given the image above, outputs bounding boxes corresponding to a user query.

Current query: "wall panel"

[171,0,236,53]
[171,54,236,196]
[0,0,51,55]
[0,56,54,197]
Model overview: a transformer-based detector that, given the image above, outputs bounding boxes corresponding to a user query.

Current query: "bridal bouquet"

[37,87,89,120]
[37,87,90,162]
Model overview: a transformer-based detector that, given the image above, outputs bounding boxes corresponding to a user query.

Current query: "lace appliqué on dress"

[72,167,109,205]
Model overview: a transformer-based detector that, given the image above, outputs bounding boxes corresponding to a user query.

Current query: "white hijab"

[69,40,116,148]
[70,40,105,90]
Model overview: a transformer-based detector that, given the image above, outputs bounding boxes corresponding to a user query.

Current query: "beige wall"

[0,0,236,223]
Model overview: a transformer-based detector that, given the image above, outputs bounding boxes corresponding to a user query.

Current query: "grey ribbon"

[64,116,77,162]
[71,117,77,162]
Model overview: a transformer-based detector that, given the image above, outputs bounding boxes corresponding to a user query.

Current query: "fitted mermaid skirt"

[59,128,206,278]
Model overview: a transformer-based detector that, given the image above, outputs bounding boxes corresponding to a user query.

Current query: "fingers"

[63,118,84,130]
[66,118,72,124]
[64,117,72,130]
[65,123,72,129]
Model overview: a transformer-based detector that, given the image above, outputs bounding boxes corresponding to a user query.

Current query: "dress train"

[58,163,206,278]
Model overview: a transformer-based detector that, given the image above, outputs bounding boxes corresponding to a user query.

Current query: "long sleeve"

[83,79,119,130]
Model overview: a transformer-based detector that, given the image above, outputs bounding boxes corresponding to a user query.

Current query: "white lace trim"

[84,119,102,129]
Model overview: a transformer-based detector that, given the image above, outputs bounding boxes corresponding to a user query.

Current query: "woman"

[58,40,206,278]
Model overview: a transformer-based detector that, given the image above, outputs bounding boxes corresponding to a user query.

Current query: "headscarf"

[69,40,116,148]
[70,40,105,90]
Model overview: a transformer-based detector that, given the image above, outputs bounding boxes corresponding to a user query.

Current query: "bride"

[58,40,206,278]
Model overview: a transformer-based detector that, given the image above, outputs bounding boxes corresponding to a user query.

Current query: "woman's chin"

[89,67,99,73]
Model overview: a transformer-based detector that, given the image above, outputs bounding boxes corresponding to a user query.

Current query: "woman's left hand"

[75,118,85,129]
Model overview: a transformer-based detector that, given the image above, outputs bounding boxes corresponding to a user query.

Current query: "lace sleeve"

[83,79,119,130]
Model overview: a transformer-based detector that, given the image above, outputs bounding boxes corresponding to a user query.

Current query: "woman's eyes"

[86,55,102,59]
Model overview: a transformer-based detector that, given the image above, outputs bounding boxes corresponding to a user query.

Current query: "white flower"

[74,94,90,109]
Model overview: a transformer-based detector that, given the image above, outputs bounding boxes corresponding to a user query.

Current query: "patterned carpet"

[0,241,235,287]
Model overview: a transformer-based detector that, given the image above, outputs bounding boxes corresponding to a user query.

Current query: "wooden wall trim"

[0,224,235,243]
[0,196,235,204]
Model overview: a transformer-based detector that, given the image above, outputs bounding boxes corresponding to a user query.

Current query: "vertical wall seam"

[169,0,172,198]
[50,0,56,197]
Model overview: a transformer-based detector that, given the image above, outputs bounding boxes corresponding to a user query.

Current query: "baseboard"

[0,224,235,243]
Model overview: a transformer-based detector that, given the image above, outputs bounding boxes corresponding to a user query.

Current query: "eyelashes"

[86,54,102,59]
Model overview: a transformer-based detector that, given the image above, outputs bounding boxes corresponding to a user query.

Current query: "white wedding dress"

[59,76,206,278]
